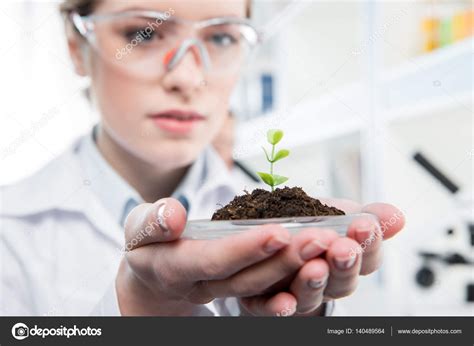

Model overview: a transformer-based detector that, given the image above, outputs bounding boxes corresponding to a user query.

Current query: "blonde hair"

[60,0,97,16]
[60,0,252,17]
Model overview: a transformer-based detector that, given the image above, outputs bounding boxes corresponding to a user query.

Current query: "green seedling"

[257,129,290,192]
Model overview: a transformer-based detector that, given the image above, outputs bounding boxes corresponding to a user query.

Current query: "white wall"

[0,1,97,185]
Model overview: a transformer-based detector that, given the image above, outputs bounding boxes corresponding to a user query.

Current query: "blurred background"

[0,0,472,316]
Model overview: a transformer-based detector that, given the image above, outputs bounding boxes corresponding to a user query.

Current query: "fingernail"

[300,240,328,261]
[263,235,290,254]
[156,202,170,234]
[334,256,356,270]
[308,275,328,289]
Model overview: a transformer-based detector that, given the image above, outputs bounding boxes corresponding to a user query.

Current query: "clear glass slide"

[182,213,380,240]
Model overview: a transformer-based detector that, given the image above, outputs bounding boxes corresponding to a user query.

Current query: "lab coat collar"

[171,144,237,211]
[170,143,207,205]
[78,124,144,226]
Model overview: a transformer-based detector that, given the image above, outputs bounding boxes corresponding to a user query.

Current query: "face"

[70,0,247,169]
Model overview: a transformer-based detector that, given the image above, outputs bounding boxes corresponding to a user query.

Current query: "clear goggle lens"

[72,11,260,79]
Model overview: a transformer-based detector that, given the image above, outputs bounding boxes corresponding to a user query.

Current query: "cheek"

[215,72,240,99]
[91,62,142,130]
[201,79,236,139]
[89,62,188,164]
[205,73,239,117]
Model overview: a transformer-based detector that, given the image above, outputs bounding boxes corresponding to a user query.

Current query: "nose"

[161,39,210,99]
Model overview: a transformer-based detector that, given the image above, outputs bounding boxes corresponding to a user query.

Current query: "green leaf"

[272,149,290,163]
[272,174,288,186]
[257,172,274,186]
[267,129,284,145]
[261,147,271,162]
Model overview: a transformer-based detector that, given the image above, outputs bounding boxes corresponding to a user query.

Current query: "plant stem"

[270,144,275,192]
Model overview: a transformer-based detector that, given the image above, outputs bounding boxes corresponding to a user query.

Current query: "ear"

[65,21,88,76]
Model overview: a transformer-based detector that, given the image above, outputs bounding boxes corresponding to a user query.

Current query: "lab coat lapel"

[0,138,125,248]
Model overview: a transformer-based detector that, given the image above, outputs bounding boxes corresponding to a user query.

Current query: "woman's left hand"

[238,201,405,316]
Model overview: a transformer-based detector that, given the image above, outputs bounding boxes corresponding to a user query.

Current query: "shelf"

[380,37,473,119]
[382,38,474,82]
[236,38,473,158]
[384,90,472,122]
[234,84,364,159]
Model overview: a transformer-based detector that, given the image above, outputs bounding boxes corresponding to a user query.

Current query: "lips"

[150,110,206,121]
[149,109,206,135]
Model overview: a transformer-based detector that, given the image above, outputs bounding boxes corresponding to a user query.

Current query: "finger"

[346,215,383,275]
[318,198,362,214]
[204,228,339,298]
[124,224,292,303]
[124,198,186,249]
[324,237,362,300]
[147,225,291,286]
[290,258,329,314]
[319,199,405,241]
[240,292,297,317]
[362,203,405,240]
[173,224,292,282]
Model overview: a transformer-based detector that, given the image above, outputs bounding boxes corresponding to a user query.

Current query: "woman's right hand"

[116,198,338,316]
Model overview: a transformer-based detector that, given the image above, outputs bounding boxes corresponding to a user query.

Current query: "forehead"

[95,0,247,19]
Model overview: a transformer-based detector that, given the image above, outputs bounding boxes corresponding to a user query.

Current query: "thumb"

[124,197,187,250]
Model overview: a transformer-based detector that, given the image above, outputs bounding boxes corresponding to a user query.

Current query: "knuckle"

[228,277,259,297]
[344,282,358,297]
[124,250,158,283]
[124,250,136,266]
[124,250,144,272]
[326,280,358,299]
[360,255,383,276]
[200,258,226,279]
[283,252,304,273]
[297,302,322,315]
[154,268,175,291]
[257,224,288,240]
[197,242,228,279]
[150,255,181,290]
[344,237,361,249]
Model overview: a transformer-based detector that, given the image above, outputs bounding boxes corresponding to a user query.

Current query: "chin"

[144,139,203,168]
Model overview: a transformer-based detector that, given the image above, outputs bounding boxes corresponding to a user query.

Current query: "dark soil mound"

[211,186,345,220]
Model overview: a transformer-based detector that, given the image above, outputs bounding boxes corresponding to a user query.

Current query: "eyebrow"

[107,6,166,15]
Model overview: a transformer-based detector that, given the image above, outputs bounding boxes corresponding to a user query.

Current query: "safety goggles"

[71,10,261,79]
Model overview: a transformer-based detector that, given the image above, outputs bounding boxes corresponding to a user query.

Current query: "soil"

[211,186,345,220]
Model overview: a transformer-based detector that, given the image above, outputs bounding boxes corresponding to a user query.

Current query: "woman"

[0,0,404,316]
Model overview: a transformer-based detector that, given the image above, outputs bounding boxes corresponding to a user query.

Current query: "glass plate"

[182,213,380,240]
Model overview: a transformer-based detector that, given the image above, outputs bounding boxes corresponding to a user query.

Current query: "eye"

[122,27,163,43]
[207,32,238,47]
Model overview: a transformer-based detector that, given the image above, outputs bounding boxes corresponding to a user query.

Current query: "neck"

[95,127,188,203]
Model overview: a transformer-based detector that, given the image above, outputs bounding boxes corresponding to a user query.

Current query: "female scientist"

[0,0,404,316]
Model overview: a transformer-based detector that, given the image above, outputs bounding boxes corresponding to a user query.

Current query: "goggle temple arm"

[70,12,100,47]
[70,12,89,36]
